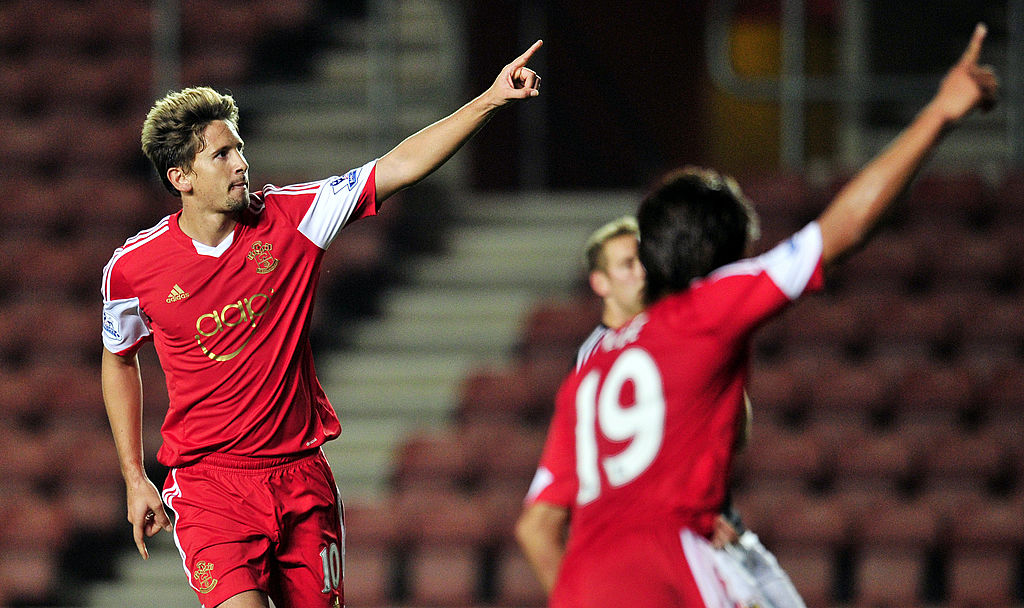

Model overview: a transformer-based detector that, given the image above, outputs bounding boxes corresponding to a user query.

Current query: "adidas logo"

[166,284,190,303]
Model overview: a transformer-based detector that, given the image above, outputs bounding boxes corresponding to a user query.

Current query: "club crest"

[247,241,279,274]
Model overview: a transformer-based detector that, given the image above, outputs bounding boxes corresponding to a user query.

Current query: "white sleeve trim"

[711,222,823,300]
[525,466,555,503]
[297,159,377,249]
[102,297,151,354]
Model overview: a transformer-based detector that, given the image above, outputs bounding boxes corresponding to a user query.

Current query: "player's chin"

[225,192,249,212]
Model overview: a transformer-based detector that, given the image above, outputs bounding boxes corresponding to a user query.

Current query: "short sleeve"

[102,297,151,355]
[526,383,579,508]
[297,160,378,249]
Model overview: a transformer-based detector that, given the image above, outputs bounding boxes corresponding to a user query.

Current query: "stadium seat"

[832,231,930,295]
[344,498,401,549]
[900,171,992,231]
[853,548,926,607]
[403,544,481,607]
[771,493,853,550]
[832,431,922,496]
[851,495,941,551]
[893,356,977,425]
[456,365,537,424]
[57,479,124,535]
[518,296,601,362]
[920,428,1013,495]
[737,425,830,487]
[475,478,532,547]
[946,549,1016,606]
[394,488,491,548]
[391,428,473,492]
[945,498,1024,551]
[494,545,547,607]
[463,419,547,486]
[0,549,59,606]
[770,546,835,607]
[343,546,393,607]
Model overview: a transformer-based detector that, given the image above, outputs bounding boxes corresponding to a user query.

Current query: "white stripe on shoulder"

[708,222,823,300]
[102,217,170,300]
[263,180,324,196]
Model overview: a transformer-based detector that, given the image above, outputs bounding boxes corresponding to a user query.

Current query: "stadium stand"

[2,2,1022,607]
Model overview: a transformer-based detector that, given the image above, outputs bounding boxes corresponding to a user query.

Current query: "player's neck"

[602,308,634,331]
[178,204,239,248]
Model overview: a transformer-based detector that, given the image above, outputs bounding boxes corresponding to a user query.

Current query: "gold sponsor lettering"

[193,288,275,361]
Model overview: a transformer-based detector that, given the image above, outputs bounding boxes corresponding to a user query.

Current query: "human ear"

[590,271,610,298]
[167,167,192,194]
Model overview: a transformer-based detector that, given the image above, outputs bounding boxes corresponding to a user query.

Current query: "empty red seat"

[392,429,473,492]
[851,495,941,551]
[456,366,536,424]
[394,488,490,547]
[518,297,601,361]
[0,549,59,606]
[769,546,835,607]
[946,549,1016,606]
[343,498,400,549]
[495,545,547,607]
[854,548,926,607]
[464,420,546,485]
[343,546,393,607]
[403,545,480,607]
[901,171,992,229]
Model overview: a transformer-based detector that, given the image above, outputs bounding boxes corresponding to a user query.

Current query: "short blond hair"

[583,215,639,273]
[141,87,240,196]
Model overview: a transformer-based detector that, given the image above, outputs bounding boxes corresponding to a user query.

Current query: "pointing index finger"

[512,39,543,68]
[959,23,987,66]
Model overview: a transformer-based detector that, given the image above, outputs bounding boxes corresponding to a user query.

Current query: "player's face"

[599,234,645,318]
[187,120,249,213]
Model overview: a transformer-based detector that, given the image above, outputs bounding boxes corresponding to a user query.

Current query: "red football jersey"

[101,162,377,467]
[528,223,825,607]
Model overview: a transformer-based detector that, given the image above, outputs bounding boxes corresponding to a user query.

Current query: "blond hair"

[141,87,240,196]
[583,215,639,273]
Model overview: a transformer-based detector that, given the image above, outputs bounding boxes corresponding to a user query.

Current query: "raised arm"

[818,24,998,266]
[373,40,543,203]
[101,348,172,559]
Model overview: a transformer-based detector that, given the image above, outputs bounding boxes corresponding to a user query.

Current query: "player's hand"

[932,23,999,122]
[486,40,543,107]
[126,477,173,559]
[711,513,741,549]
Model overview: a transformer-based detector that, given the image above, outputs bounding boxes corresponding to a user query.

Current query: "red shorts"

[551,527,737,608]
[162,449,344,608]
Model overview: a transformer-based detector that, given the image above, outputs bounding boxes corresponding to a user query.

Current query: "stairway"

[319,190,637,500]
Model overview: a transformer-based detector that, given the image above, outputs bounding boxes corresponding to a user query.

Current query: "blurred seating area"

[352,170,1024,608]
[3,2,1023,608]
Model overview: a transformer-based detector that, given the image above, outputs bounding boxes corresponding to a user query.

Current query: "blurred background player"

[518,215,806,607]
[101,42,541,608]
[518,24,996,608]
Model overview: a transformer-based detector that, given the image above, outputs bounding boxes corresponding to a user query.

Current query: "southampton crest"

[247,241,279,274]
[193,560,218,594]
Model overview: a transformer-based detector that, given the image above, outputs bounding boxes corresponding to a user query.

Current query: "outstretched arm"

[374,40,543,203]
[101,348,172,559]
[818,24,998,266]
